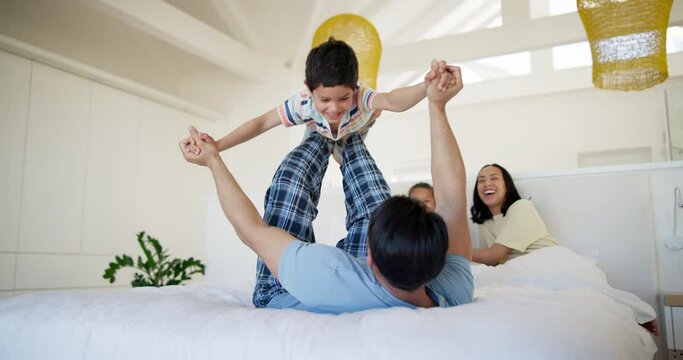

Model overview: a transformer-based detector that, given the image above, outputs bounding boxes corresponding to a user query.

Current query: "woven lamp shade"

[312,14,382,89]
[577,0,673,91]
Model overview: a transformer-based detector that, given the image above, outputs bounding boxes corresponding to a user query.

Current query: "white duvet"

[0,247,657,360]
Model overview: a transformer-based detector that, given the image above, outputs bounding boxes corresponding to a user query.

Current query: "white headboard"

[208,167,658,303]
[506,172,658,307]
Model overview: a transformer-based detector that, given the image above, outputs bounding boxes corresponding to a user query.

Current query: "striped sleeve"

[356,86,376,114]
[276,91,305,127]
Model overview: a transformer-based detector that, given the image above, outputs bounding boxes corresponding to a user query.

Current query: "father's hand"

[427,65,463,105]
[179,126,220,169]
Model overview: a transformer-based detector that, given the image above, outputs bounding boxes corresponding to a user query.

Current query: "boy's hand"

[427,66,463,105]
[181,136,201,156]
[424,59,442,88]
[424,59,458,91]
[180,130,215,156]
[179,126,220,169]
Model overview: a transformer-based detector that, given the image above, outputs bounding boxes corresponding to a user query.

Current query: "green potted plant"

[103,231,206,287]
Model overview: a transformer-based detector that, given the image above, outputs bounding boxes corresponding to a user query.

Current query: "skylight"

[421,0,502,40]
[529,0,578,18]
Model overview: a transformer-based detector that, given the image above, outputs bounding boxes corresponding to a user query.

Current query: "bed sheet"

[0,247,657,360]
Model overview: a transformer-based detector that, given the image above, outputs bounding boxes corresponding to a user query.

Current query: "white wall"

[364,79,677,186]
[213,67,681,194]
[0,49,215,297]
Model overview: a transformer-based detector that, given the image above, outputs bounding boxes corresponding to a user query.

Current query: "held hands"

[426,65,463,105]
[179,126,220,168]
[424,59,459,91]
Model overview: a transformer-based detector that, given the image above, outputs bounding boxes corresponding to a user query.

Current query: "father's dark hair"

[305,37,359,90]
[368,196,448,291]
[470,163,522,224]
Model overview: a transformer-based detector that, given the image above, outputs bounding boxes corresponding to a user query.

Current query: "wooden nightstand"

[665,293,683,359]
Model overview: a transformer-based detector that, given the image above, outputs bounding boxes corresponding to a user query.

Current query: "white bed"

[0,246,657,360]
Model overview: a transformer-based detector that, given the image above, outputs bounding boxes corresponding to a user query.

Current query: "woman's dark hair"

[470,163,522,224]
[305,37,358,90]
[368,196,448,291]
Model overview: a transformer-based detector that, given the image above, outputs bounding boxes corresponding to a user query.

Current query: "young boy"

[213,38,454,163]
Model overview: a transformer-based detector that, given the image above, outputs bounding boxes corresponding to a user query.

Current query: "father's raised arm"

[179,127,295,278]
[426,68,472,260]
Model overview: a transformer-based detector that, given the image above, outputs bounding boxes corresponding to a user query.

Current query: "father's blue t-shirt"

[267,240,474,314]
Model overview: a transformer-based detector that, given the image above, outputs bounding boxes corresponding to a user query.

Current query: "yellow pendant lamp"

[577,0,673,91]
[312,14,382,89]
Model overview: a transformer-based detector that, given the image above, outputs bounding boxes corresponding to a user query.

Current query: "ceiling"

[1,0,680,118]
[0,0,505,113]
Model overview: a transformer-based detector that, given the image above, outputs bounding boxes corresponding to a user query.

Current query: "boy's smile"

[309,85,355,126]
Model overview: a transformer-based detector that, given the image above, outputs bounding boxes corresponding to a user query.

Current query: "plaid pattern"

[252,132,390,307]
[336,133,391,257]
[253,132,330,308]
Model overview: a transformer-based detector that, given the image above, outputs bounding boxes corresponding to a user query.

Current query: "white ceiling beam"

[290,0,331,74]
[387,0,452,45]
[86,0,267,81]
[354,0,396,22]
[455,2,500,34]
[385,52,682,109]
[461,52,683,107]
[501,0,529,25]
[208,0,257,50]
[381,2,683,73]
[382,13,584,72]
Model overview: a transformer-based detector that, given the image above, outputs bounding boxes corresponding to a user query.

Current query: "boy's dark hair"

[368,196,448,291]
[305,37,359,90]
[470,163,522,224]
[408,182,433,196]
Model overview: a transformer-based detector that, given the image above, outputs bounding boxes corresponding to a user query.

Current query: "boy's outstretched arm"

[180,127,294,278]
[371,82,427,112]
[214,108,281,152]
[371,59,454,112]
[426,67,472,260]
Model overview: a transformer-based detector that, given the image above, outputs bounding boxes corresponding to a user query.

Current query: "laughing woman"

[471,164,557,266]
